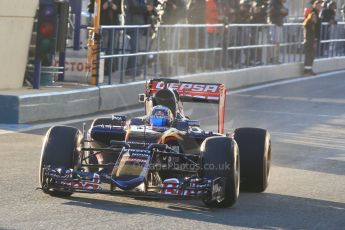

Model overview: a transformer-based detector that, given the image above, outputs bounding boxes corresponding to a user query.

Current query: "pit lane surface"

[1,71,345,229]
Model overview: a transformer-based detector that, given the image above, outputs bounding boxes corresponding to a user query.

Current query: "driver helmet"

[149,105,173,128]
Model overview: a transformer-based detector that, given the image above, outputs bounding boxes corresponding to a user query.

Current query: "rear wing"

[146,79,227,134]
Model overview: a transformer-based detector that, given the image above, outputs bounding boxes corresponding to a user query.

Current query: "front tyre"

[201,136,240,208]
[234,128,271,192]
[39,126,83,196]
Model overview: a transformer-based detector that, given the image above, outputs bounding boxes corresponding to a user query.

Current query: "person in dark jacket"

[160,0,187,77]
[320,0,337,57]
[125,0,154,25]
[250,0,269,65]
[224,1,239,68]
[267,0,288,64]
[304,11,318,75]
[125,0,154,77]
[320,0,337,24]
[251,0,268,23]
[101,0,123,25]
[87,0,123,27]
[88,0,95,15]
[225,0,239,23]
[100,0,123,75]
[187,0,206,24]
[162,0,186,24]
[233,0,251,67]
[268,0,287,26]
[185,0,206,73]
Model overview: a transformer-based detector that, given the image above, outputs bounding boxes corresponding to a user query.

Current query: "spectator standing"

[162,0,186,24]
[237,0,252,23]
[320,0,337,57]
[223,0,239,68]
[187,0,205,24]
[224,0,239,68]
[320,0,337,24]
[125,0,154,77]
[204,0,225,70]
[160,0,187,77]
[303,0,322,75]
[88,0,95,20]
[101,0,123,26]
[267,0,288,64]
[303,11,318,75]
[251,0,268,23]
[311,0,323,57]
[233,0,251,68]
[186,0,206,73]
[225,0,239,23]
[250,0,269,65]
[100,0,123,74]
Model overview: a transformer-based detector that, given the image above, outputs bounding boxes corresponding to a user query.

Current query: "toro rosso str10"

[39,79,271,208]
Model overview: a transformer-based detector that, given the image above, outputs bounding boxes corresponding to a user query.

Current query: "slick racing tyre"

[234,128,271,192]
[92,117,123,127]
[39,126,83,196]
[201,136,240,208]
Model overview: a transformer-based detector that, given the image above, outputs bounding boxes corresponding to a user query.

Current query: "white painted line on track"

[228,108,343,118]
[1,69,344,135]
[227,69,345,95]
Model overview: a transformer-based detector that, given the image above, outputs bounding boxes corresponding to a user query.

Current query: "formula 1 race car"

[39,79,271,208]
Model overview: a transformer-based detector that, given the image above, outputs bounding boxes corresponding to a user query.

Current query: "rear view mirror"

[138,94,146,102]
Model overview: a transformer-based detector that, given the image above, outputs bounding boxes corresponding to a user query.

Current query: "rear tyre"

[234,128,271,192]
[201,136,240,208]
[39,126,83,196]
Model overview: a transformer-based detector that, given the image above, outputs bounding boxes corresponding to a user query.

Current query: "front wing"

[42,166,225,202]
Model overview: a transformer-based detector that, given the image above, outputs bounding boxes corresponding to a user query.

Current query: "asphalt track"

[1,71,345,229]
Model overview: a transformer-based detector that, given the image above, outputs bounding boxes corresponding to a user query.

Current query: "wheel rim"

[235,149,240,197]
[266,141,271,182]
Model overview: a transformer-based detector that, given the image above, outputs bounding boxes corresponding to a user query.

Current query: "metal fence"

[98,22,345,85]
